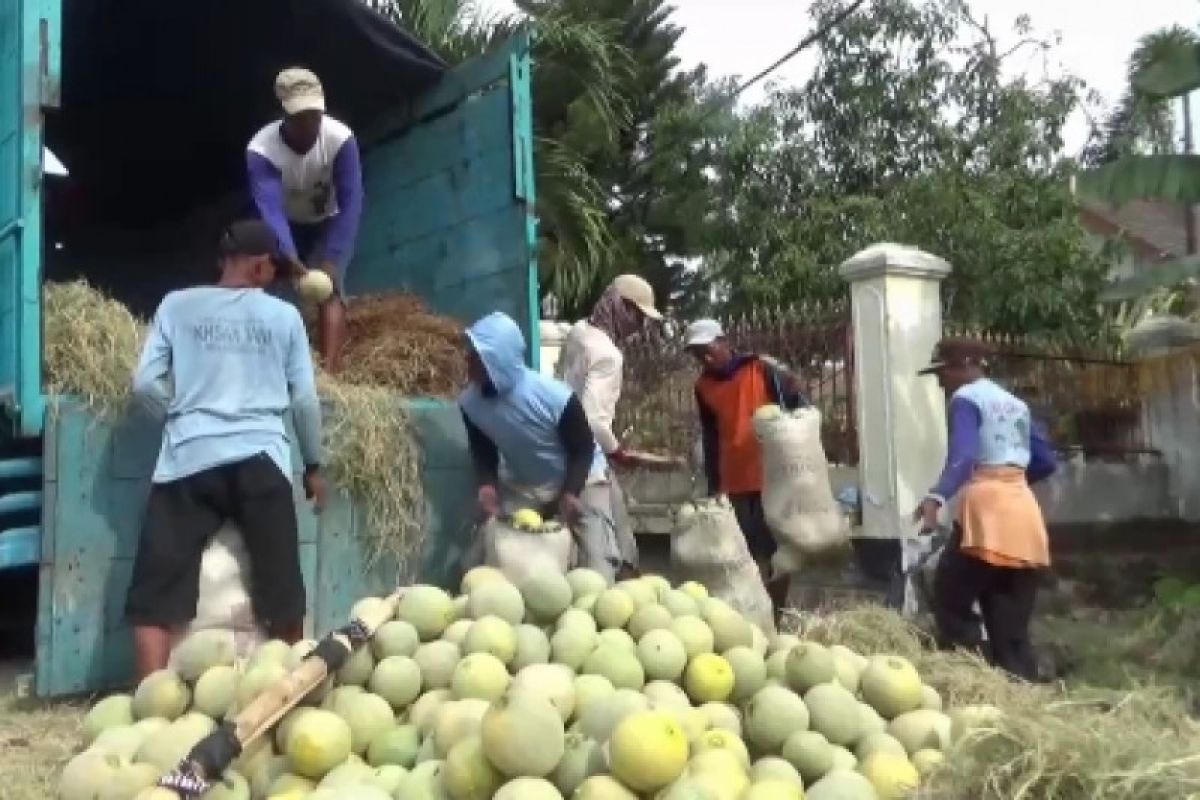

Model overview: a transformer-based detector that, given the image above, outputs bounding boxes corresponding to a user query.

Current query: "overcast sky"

[476,0,1200,154]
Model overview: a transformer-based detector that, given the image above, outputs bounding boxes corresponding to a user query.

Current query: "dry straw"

[43,279,431,567]
[795,605,1200,799]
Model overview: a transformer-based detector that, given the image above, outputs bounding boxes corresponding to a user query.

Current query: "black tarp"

[45,0,448,226]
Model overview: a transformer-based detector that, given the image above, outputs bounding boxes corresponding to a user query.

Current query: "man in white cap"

[246,67,364,374]
[556,274,671,574]
[686,319,805,615]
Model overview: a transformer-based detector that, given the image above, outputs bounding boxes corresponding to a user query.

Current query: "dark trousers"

[933,528,1040,681]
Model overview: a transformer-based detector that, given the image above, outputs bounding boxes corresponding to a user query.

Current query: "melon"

[555,607,598,634]
[724,646,767,702]
[750,757,803,787]
[372,620,421,659]
[627,603,673,640]
[765,650,790,683]
[249,754,291,798]
[246,639,292,670]
[785,642,836,693]
[550,625,598,670]
[415,735,439,765]
[684,653,735,703]
[132,670,190,721]
[451,653,512,701]
[461,566,508,595]
[551,732,606,796]
[83,694,135,745]
[398,585,456,641]
[887,709,951,755]
[397,760,451,800]
[511,624,552,670]
[597,628,637,652]
[468,581,525,625]
[443,619,473,646]
[369,655,423,710]
[686,749,751,797]
[859,751,920,800]
[574,593,599,612]
[594,588,636,629]
[336,646,376,688]
[572,776,639,800]
[521,572,574,622]
[512,663,577,722]
[854,731,909,762]
[480,693,565,777]
[829,746,858,771]
[754,404,784,421]
[661,589,700,618]
[699,702,742,736]
[617,579,658,608]
[859,655,923,719]
[202,769,250,800]
[367,764,408,795]
[637,629,688,682]
[409,689,453,736]
[172,629,237,681]
[745,685,810,754]
[90,725,145,761]
[98,761,159,800]
[285,709,354,779]
[743,780,804,800]
[678,581,709,601]
[643,680,692,710]
[670,616,715,659]
[60,751,124,800]
[367,723,421,768]
[583,645,646,690]
[919,684,942,711]
[831,651,863,693]
[858,703,888,737]
[236,660,289,710]
[566,568,609,601]
[276,707,318,754]
[193,665,239,719]
[692,727,751,768]
[268,774,317,798]
[136,718,212,772]
[444,735,504,800]
[784,730,838,785]
[609,711,689,791]
[338,692,397,755]
[572,674,616,723]
[322,685,365,717]
[911,748,945,776]
[413,641,462,690]
[576,688,650,742]
[433,699,491,757]
[804,683,863,747]
[131,716,169,738]
[805,769,877,800]
[296,268,335,303]
[493,778,563,800]
[769,634,801,655]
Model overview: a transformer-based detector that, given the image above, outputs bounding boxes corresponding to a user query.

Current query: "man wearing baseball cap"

[914,337,1057,681]
[686,319,806,615]
[556,274,670,574]
[125,219,327,678]
[246,67,364,374]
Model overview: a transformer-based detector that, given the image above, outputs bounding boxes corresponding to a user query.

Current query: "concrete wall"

[1141,350,1200,521]
[1034,455,1173,526]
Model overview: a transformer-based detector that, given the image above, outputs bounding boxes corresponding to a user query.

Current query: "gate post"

[839,244,951,551]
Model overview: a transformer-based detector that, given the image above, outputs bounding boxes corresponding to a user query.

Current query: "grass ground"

[0,666,86,800]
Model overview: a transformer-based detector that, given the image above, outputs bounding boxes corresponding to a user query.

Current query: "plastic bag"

[483,516,575,585]
[755,407,848,569]
[670,498,775,633]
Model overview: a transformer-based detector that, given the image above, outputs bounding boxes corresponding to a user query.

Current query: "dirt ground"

[3,534,1198,798]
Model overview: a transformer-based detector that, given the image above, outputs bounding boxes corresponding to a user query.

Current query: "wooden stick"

[154,588,406,798]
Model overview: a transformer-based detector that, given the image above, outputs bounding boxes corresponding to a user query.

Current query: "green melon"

[750,757,803,787]
[369,656,423,711]
[636,629,688,682]
[627,603,674,640]
[782,730,835,785]
[572,775,639,799]
[701,599,753,652]
[451,653,512,701]
[83,694,135,746]
[337,691,397,755]
[442,619,473,647]
[372,620,421,659]
[699,702,742,736]
[512,663,577,722]
[805,769,876,800]
[582,645,646,690]
[919,685,943,711]
[322,685,365,717]
[555,607,598,634]
[669,616,715,660]
[90,725,145,761]
[661,589,700,618]
[887,709,951,755]
[98,761,159,800]
[769,634,801,655]
[512,624,552,670]
[854,731,909,762]
[481,693,566,777]
[136,717,212,772]
[643,680,692,710]
[724,646,768,702]
[859,655,923,720]
[521,572,574,622]
[398,585,457,641]
[444,735,504,800]
[397,760,451,800]
[566,568,609,601]
[468,581,525,625]
[765,650,789,683]
[60,751,125,800]
[413,640,462,690]
[785,642,836,694]
[574,593,599,613]
[267,773,317,797]
[829,746,858,771]
[461,566,508,595]
[247,639,292,670]
[572,674,616,724]
[617,579,659,608]
[192,665,239,719]
[576,688,649,743]
[367,723,421,768]
[597,628,636,652]
[235,660,289,711]
[336,646,376,688]
[202,770,250,800]
[286,708,354,779]
[132,670,190,721]
[858,703,888,737]
[463,615,517,664]
[172,629,238,681]
[593,588,637,629]
[550,625,598,670]
[408,689,453,736]
[551,732,605,796]
[433,699,492,757]
[804,683,863,748]
[367,764,408,795]
[745,685,811,754]
[493,777,564,800]
[248,754,291,799]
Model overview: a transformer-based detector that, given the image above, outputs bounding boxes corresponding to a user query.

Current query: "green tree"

[699,0,1110,337]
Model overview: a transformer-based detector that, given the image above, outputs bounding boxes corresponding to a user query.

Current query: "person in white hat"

[555,274,670,574]
[685,318,806,616]
[246,67,363,374]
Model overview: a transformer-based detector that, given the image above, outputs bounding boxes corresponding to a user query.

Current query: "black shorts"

[729,492,778,563]
[125,453,305,630]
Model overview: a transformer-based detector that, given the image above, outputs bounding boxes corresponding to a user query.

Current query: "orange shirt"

[696,358,772,495]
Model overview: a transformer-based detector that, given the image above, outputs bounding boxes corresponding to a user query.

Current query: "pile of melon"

[63,569,999,799]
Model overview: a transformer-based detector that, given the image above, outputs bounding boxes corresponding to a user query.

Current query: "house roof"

[1077,196,1199,265]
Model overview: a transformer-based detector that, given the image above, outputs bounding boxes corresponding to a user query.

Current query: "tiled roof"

[1078,197,1199,264]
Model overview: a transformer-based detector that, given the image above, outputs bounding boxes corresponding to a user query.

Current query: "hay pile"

[42,280,440,566]
[795,605,1200,799]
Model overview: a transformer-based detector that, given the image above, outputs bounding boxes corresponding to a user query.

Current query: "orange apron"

[957,466,1050,568]
[696,358,772,495]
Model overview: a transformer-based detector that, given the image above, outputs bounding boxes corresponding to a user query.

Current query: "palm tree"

[363,0,636,307]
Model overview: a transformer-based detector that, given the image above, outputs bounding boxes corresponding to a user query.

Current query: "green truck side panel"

[29,32,537,696]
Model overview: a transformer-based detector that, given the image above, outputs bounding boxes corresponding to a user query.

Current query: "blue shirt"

[132,287,324,483]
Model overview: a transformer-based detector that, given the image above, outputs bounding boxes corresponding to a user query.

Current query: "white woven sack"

[755,407,848,558]
[698,560,777,635]
[484,517,574,585]
[669,497,750,573]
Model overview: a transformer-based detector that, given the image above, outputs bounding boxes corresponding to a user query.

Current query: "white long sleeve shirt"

[556,321,623,455]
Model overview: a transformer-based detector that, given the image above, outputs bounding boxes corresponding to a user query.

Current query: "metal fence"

[943,325,1154,457]
[615,302,858,466]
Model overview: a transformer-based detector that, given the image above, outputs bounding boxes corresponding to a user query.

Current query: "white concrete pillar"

[538,320,571,378]
[839,243,951,541]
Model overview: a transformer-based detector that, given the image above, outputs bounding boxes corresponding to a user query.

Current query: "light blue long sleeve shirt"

[132,287,324,484]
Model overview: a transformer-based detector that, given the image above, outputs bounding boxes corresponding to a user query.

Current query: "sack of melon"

[482,510,575,585]
[65,567,991,800]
